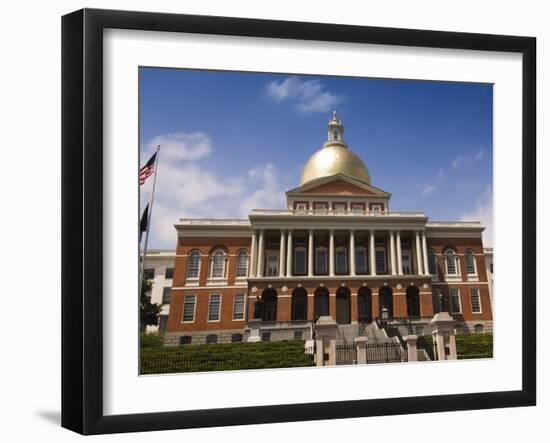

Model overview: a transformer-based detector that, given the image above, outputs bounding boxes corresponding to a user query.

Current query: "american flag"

[139,152,157,185]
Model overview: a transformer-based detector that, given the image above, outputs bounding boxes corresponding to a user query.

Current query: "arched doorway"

[261,288,277,321]
[336,287,351,324]
[314,287,329,321]
[378,286,393,318]
[406,285,420,317]
[357,287,372,323]
[291,288,308,321]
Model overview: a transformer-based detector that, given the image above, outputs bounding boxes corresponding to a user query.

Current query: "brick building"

[165,112,493,345]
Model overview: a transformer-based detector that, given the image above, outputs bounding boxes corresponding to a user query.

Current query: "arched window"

[406,286,421,317]
[210,250,226,279]
[445,249,458,275]
[291,288,308,321]
[428,249,437,275]
[357,287,372,322]
[465,250,476,275]
[314,287,330,321]
[187,250,200,279]
[235,250,249,277]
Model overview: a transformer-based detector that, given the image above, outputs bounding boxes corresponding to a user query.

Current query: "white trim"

[185,249,201,282]
[209,249,227,279]
[450,288,462,314]
[207,293,222,322]
[432,282,489,286]
[469,288,483,314]
[181,294,197,323]
[232,293,246,321]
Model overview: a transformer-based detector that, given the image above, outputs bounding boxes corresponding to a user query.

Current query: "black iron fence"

[366,342,407,364]
[336,344,357,365]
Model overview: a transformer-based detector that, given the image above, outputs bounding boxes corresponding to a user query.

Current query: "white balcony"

[251,209,426,217]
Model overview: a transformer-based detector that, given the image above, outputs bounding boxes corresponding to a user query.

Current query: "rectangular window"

[352,204,363,214]
[294,331,303,340]
[182,295,196,322]
[164,267,174,279]
[266,253,279,277]
[470,288,482,313]
[296,203,307,213]
[294,249,307,274]
[335,249,348,274]
[314,203,327,214]
[233,294,245,320]
[355,248,367,274]
[261,332,271,342]
[162,287,171,304]
[144,268,155,280]
[450,288,461,313]
[375,250,386,273]
[334,203,346,214]
[208,294,221,321]
[490,263,493,273]
[316,249,328,274]
[432,289,441,314]
[371,204,382,212]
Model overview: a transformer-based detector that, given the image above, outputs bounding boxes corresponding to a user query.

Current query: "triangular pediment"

[287,174,391,197]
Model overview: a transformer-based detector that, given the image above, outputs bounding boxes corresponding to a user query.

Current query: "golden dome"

[299,112,371,186]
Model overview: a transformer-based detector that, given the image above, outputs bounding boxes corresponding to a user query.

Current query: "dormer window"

[371,204,382,212]
[296,203,307,213]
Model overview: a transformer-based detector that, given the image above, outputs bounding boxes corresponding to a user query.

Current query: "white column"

[308,229,314,277]
[249,230,257,278]
[286,230,293,277]
[422,231,429,275]
[350,230,356,276]
[279,230,286,278]
[257,229,265,277]
[390,230,397,276]
[329,230,335,277]
[396,230,403,276]
[415,230,423,275]
[369,230,376,276]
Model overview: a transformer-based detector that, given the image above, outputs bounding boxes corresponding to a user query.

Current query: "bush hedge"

[141,340,315,374]
[140,332,164,348]
[419,334,493,360]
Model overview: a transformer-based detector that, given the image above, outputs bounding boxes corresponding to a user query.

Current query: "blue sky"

[139,68,493,249]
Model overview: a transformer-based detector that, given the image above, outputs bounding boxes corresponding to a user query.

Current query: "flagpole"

[140,145,160,285]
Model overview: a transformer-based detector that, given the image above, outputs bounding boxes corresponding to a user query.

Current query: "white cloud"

[266,76,342,113]
[461,186,493,247]
[141,132,287,248]
[421,184,436,196]
[146,132,212,162]
[452,147,486,168]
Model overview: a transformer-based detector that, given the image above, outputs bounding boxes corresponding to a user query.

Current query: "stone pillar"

[308,229,314,277]
[329,230,335,277]
[350,230,356,276]
[404,335,418,362]
[279,230,286,278]
[429,312,457,360]
[315,316,338,366]
[396,230,403,276]
[247,318,262,342]
[354,336,368,364]
[257,229,265,277]
[249,230,257,278]
[390,230,397,276]
[286,230,293,277]
[369,230,376,276]
[415,231,423,275]
[422,231,429,275]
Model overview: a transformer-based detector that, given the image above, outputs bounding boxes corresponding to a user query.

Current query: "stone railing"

[251,209,425,217]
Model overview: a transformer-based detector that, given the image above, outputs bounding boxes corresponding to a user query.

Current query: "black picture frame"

[61,8,536,435]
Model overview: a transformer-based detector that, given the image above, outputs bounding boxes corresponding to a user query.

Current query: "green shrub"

[140,340,315,374]
[419,334,493,359]
[140,332,164,348]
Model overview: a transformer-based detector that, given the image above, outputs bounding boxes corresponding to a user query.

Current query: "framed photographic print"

[61,8,536,435]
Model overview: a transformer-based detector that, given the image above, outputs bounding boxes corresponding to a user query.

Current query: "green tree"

[140,278,162,332]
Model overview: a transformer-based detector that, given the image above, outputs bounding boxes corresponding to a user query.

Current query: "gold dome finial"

[299,112,371,186]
